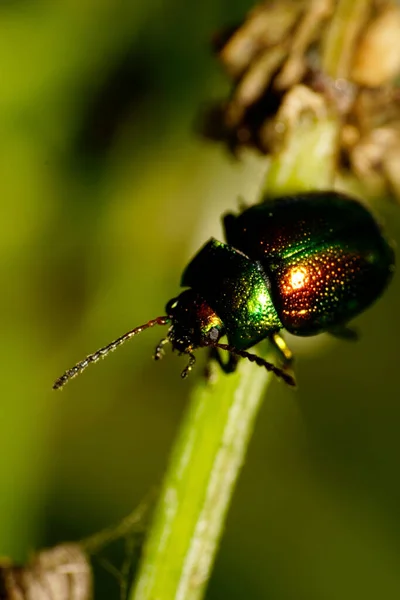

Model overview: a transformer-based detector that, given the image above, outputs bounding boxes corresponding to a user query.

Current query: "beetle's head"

[164,290,224,363]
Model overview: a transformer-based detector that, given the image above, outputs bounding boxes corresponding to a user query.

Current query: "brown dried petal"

[225,46,286,127]
[218,1,304,78]
[274,0,334,90]
[351,4,400,86]
[383,143,400,198]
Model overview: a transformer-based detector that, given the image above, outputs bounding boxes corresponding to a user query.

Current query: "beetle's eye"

[209,327,220,341]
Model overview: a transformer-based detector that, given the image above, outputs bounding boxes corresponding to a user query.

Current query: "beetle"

[53,191,395,389]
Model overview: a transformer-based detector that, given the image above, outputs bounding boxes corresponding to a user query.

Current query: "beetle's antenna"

[211,342,296,387]
[53,316,170,390]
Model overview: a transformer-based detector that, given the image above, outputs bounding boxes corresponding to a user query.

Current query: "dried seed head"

[0,544,92,600]
[202,0,400,201]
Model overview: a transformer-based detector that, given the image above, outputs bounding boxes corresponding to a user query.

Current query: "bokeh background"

[1,1,400,598]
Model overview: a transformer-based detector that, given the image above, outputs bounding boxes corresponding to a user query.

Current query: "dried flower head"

[0,544,92,600]
[203,0,400,200]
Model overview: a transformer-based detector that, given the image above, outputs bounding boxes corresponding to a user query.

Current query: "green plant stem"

[132,358,274,600]
[131,74,340,600]
[265,116,338,195]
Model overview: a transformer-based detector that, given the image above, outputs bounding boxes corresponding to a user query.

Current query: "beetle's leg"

[207,346,239,374]
[222,213,237,246]
[270,332,293,366]
[212,342,296,386]
[328,325,359,341]
[153,337,170,361]
[181,352,196,379]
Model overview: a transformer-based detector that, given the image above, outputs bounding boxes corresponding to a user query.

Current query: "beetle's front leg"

[204,346,239,380]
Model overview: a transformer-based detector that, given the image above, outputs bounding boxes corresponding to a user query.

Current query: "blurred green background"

[1,0,400,598]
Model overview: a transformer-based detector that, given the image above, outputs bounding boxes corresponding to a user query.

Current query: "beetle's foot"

[181,352,196,378]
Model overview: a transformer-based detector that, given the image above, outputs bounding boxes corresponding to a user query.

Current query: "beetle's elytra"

[53,191,395,389]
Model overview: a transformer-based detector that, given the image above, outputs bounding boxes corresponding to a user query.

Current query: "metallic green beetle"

[54,191,395,389]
